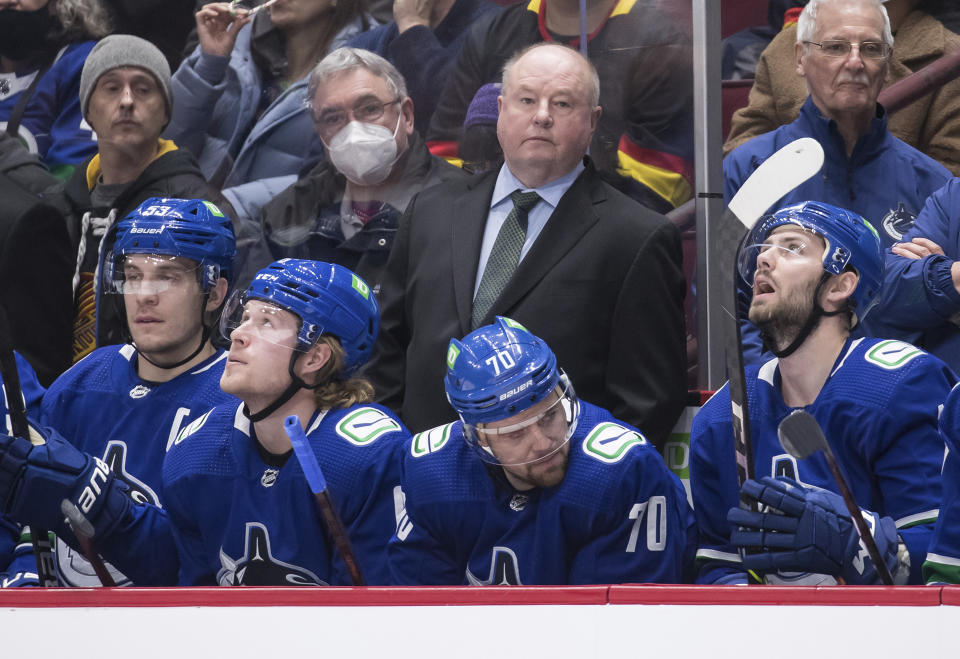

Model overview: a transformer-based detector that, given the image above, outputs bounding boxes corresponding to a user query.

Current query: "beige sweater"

[723,11,960,176]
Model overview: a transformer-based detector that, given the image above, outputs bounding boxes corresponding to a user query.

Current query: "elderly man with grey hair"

[235,47,466,290]
[723,0,953,366]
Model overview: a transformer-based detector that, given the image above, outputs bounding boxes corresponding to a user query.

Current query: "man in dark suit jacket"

[366,43,686,449]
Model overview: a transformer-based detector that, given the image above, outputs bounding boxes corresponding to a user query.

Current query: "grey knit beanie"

[79,34,173,123]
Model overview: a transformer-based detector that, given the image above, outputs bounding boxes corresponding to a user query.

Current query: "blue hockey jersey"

[924,382,960,584]
[162,402,409,586]
[388,401,696,585]
[37,345,235,586]
[0,42,98,173]
[690,337,955,585]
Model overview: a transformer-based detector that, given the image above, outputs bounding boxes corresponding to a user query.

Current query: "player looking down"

[0,197,238,586]
[690,200,954,585]
[160,259,409,585]
[388,317,695,585]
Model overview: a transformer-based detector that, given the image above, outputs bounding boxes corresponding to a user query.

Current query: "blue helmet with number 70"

[445,317,579,464]
[737,200,884,326]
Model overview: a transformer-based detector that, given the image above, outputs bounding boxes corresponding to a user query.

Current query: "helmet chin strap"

[761,272,844,359]
[243,347,325,423]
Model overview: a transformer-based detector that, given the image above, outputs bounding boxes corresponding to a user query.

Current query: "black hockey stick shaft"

[820,445,895,585]
[0,305,58,587]
[284,415,366,586]
[778,410,895,585]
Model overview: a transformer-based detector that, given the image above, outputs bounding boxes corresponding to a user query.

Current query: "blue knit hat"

[464,83,501,129]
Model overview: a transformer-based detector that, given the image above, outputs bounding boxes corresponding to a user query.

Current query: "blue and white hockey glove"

[727,476,902,585]
[0,427,133,542]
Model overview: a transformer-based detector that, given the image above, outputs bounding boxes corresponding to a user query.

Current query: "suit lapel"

[483,168,603,324]
[451,172,498,335]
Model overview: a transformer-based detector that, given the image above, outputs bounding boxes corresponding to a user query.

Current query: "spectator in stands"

[459,82,502,174]
[0,0,112,178]
[0,35,212,363]
[423,0,694,214]
[366,43,687,449]
[166,1,377,229]
[873,179,960,371]
[100,0,197,69]
[241,48,466,291]
[721,0,806,80]
[724,0,952,365]
[347,0,499,134]
[723,0,960,177]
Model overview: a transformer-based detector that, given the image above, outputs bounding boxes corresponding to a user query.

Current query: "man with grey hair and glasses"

[237,46,466,291]
[723,0,952,365]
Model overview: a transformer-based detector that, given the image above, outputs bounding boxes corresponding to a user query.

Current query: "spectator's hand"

[195,2,251,58]
[891,237,945,260]
[394,0,433,33]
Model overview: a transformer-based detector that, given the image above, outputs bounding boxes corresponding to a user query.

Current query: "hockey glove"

[727,476,901,585]
[0,427,133,542]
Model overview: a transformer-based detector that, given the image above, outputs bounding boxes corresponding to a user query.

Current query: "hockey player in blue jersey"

[388,317,695,585]
[691,201,955,585]
[161,259,409,586]
[0,196,238,587]
[923,383,960,584]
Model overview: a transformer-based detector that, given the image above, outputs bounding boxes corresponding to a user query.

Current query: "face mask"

[0,6,52,61]
[324,115,401,186]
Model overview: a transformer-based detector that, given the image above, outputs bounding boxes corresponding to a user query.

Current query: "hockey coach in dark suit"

[366,42,687,449]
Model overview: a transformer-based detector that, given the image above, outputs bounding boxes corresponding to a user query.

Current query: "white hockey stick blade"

[727,137,825,229]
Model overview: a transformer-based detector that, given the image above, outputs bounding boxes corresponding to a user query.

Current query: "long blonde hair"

[311,336,374,411]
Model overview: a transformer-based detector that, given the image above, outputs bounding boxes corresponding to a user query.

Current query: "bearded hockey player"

[388,317,695,585]
[691,201,954,585]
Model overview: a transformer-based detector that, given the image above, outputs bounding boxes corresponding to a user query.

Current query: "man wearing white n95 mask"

[240,47,467,292]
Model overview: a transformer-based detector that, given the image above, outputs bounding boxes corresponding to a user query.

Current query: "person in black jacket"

[245,47,467,292]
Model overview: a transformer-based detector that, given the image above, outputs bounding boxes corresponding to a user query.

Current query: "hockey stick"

[60,500,116,587]
[0,305,57,587]
[720,137,825,510]
[777,409,895,585]
[283,415,366,586]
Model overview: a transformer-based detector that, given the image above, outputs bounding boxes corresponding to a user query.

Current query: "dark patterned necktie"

[471,190,541,329]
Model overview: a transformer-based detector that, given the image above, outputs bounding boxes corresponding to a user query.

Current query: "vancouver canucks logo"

[466,546,522,585]
[129,384,151,399]
[218,523,327,586]
[881,202,916,241]
[103,441,159,506]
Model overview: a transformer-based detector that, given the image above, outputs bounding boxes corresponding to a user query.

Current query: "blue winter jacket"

[873,178,960,372]
[165,15,374,224]
[723,97,952,364]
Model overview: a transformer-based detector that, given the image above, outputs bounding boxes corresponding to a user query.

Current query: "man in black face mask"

[242,47,467,293]
[0,0,112,177]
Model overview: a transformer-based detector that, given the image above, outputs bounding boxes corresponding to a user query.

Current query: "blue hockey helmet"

[107,197,236,291]
[445,317,579,465]
[222,259,379,375]
[737,200,884,326]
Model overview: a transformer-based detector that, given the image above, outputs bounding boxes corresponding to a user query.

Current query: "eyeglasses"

[311,98,401,137]
[804,40,891,59]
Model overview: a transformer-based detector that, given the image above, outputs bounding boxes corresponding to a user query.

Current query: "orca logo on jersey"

[466,546,522,585]
[217,522,328,586]
[129,384,151,399]
[880,202,916,241]
[103,441,160,506]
